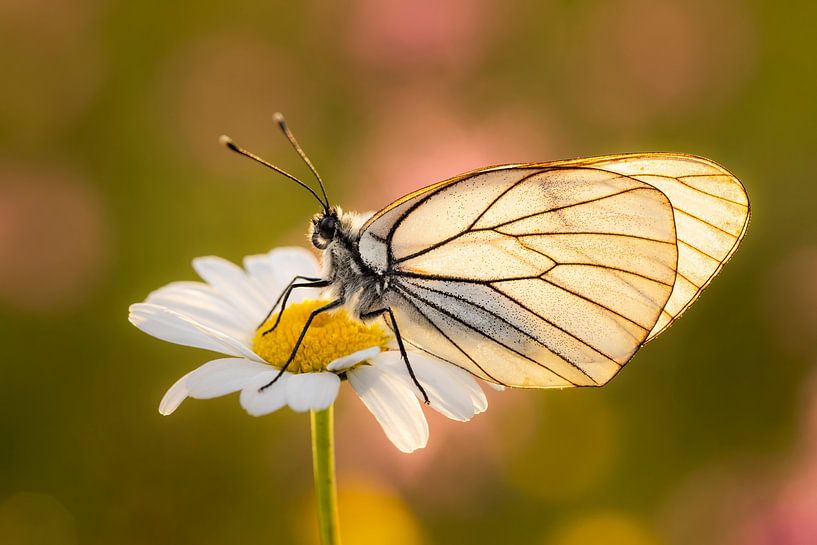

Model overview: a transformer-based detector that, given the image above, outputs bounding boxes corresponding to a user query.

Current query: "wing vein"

[508,231,675,245]
[395,283,597,384]
[482,283,624,367]
[674,207,740,238]
[390,271,543,284]
[392,169,548,265]
[553,262,674,287]
[395,289,507,385]
[674,269,701,288]
[645,173,748,207]
[489,185,647,231]
[466,169,550,231]
[677,239,723,264]
[393,176,645,265]
[540,274,651,333]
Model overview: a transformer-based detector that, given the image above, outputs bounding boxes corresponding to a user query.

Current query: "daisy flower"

[128,247,487,453]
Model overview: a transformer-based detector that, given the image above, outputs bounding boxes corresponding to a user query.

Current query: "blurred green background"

[2,0,816,544]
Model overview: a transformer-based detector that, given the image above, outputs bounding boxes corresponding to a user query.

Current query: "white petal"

[130,303,229,354]
[239,371,290,416]
[159,374,190,415]
[244,247,323,304]
[269,247,324,304]
[192,256,270,324]
[185,358,271,399]
[285,372,341,412]
[129,303,263,361]
[145,281,253,342]
[371,351,487,421]
[326,346,382,372]
[348,365,428,453]
[158,358,270,415]
[488,383,506,392]
[242,254,280,305]
[266,247,322,281]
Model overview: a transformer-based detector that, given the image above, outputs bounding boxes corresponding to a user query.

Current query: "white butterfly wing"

[363,155,740,388]
[577,155,751,340]
[360,154,749,387]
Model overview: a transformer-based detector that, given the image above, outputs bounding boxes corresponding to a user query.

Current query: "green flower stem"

[311,406,341,545]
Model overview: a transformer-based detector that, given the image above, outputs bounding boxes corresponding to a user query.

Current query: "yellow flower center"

[252,300,390,373]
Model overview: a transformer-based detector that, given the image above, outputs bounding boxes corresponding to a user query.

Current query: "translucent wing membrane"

[359,153,749,388]
[577,155,750,340]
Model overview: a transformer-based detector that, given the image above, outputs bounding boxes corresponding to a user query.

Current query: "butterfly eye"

[318,216,337,239]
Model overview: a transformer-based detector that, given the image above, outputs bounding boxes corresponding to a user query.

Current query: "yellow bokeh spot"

[296,478,424,545]
[252,300,390,373]
[549,512,661,545]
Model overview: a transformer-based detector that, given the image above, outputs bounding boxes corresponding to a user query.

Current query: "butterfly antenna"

[273,112,330,209]
[219,135,329,213]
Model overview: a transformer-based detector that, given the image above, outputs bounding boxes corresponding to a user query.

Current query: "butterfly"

[221,114,750,402]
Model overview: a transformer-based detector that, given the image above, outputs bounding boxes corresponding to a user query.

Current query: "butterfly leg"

[260,276,330,335]
[360,307,430,405]
[259,298,344,392]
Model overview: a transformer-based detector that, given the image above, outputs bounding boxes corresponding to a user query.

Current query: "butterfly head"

[310,209,339,250]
